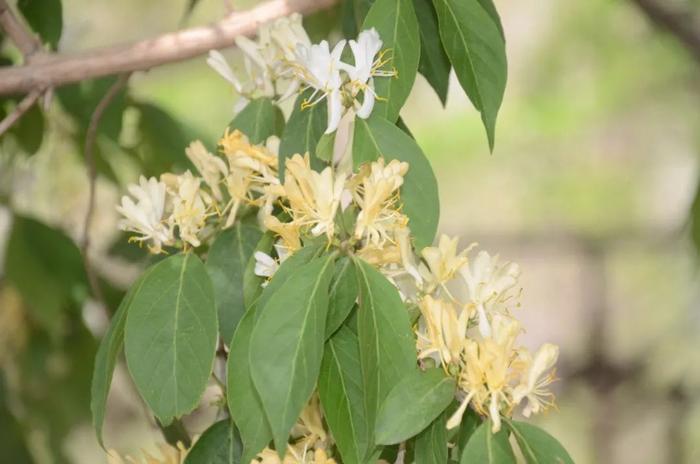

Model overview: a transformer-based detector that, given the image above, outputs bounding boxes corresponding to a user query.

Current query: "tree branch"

[629,0,700,64]
[0,0,338,96]
[0,88,41,136]
[81,73,131,305]
[0,0,42,59]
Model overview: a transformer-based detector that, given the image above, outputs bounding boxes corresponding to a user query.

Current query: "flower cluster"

[208,15,394,133]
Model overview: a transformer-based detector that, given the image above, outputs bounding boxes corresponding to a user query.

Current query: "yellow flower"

[264,215,302,254]
[185,140,228,201]
[353,159,409,245]
[512,343,558,417]
[419,234,473,293]
[283,154,346,240]
[416,295,467,368]
[162,171,212,248]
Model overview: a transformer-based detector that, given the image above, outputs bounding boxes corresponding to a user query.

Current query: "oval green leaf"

[228,98,285,144]
[124,253,218,425]
[249,254,336,455]
[206,222,262,344]
[376,368,456,445]
[414,0,450,105]
[460,420,515,464]
[434,0,507,151]
[18,0,62,49]
[506,421,574,464]
[362,0,421,121]
[353,116,440,249]
[319,326,370,464]
[415,410,449,464]
[184,420,242,464]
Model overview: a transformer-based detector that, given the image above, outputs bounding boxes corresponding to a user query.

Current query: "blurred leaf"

[11,102,44,155]
[415,410,449,464]
[362,0,421,122]
[135,102,194,176]
[303,5,342,42]
[376,368,456,445]
[279,89,328,181]
[325,256,358,339]
[414,0,450,105]
[353,116,439,249]
[434,0,507,151]
[228,98,284,144]
[460,420,514,464]
[354,258,417,456]
[184,420,243,464]
[249,254,335,454]
[0,374,34,463]
[124,253,217,425]
[4,215,87,334]
[180,0,202,24]
[506,421,574,464]
[57,77,126,141]
[342,0,376,38]
[91,271,150,447]
[318,326,370,464]
[206,222,262,345]
[18,0,62,49]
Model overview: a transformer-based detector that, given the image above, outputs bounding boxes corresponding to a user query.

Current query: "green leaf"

[476,0,505,39]
[4,215,88,334]
[124,253,218,424]
[278,89,328,181]
[227,306,272,464]
[455,408,480,455]
[242,232,275,308]
[184,419,242,464]
[506,421,574,464]
[342,0,375,39]
[229,98,284,144]
[57,77,127,141]
[353,116,439,249]
[11,102,44,155]
[90,270,151,447]
[249,254,336,455]
[135,102,195,176]
[354,258,417,456]
[18,0,62,49]
[376,368,456,445]
[318,326,370,464]
[433,0,507,151]
[414,0,450,105]
[415,410,449,464]
[325,256,358,339]
[460,420,515,464]
[362,0,420,121]
[316,132,336,163]
[206,223,262,344]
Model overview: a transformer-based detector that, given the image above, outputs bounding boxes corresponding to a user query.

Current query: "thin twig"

[0,0,339,95]
[0,0,42,58]
[0,89,42,136]
[629,0,700,64]
[81,73,131,305]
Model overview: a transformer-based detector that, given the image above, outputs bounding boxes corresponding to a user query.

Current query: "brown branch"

[0,88,42,136]
[81,73,131,305]
[0,0,42,58]
[630,0,700,64]
[0,0,338,96]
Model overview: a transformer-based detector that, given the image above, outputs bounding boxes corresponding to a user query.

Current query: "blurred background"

[1,0,700,462]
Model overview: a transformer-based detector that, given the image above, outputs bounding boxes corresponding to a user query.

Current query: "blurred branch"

[0,0,42,58]
[81,73,131,305]
[630,0,700,64]
[0,0,338,95]
[0,88,42,136]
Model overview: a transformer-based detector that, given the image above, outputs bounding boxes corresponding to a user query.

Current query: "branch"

[0,0,42,58]
[630,0,700,64]
[81,73,131,305]
[0,88,41,136]
[0,0,338,95]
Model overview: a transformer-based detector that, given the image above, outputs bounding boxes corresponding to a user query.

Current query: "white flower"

[293,40,346,133]
[116,176,173,253]
[254,251,279,278]
[269,13,311,61]
[513,343,559,417]
[185,140,228,201]
[458,251,521,338]
[342,28,389,119]
[207,50,244,93]
[163,171,211,248]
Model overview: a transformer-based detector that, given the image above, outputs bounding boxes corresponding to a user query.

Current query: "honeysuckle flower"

[283,154,346,239]
[116,176,173,253]
[264,215,302,253]
[269,13,311,62]
[416,295,468,367]
[185,140,228,201]
[341,28,394,119]
[353,159,409,245]
[512,343,559,417]
[293,39,346,133]
[419,235,473,293]
[458,250,521,338]
[162,171,211,248]
[254,251,279,278]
